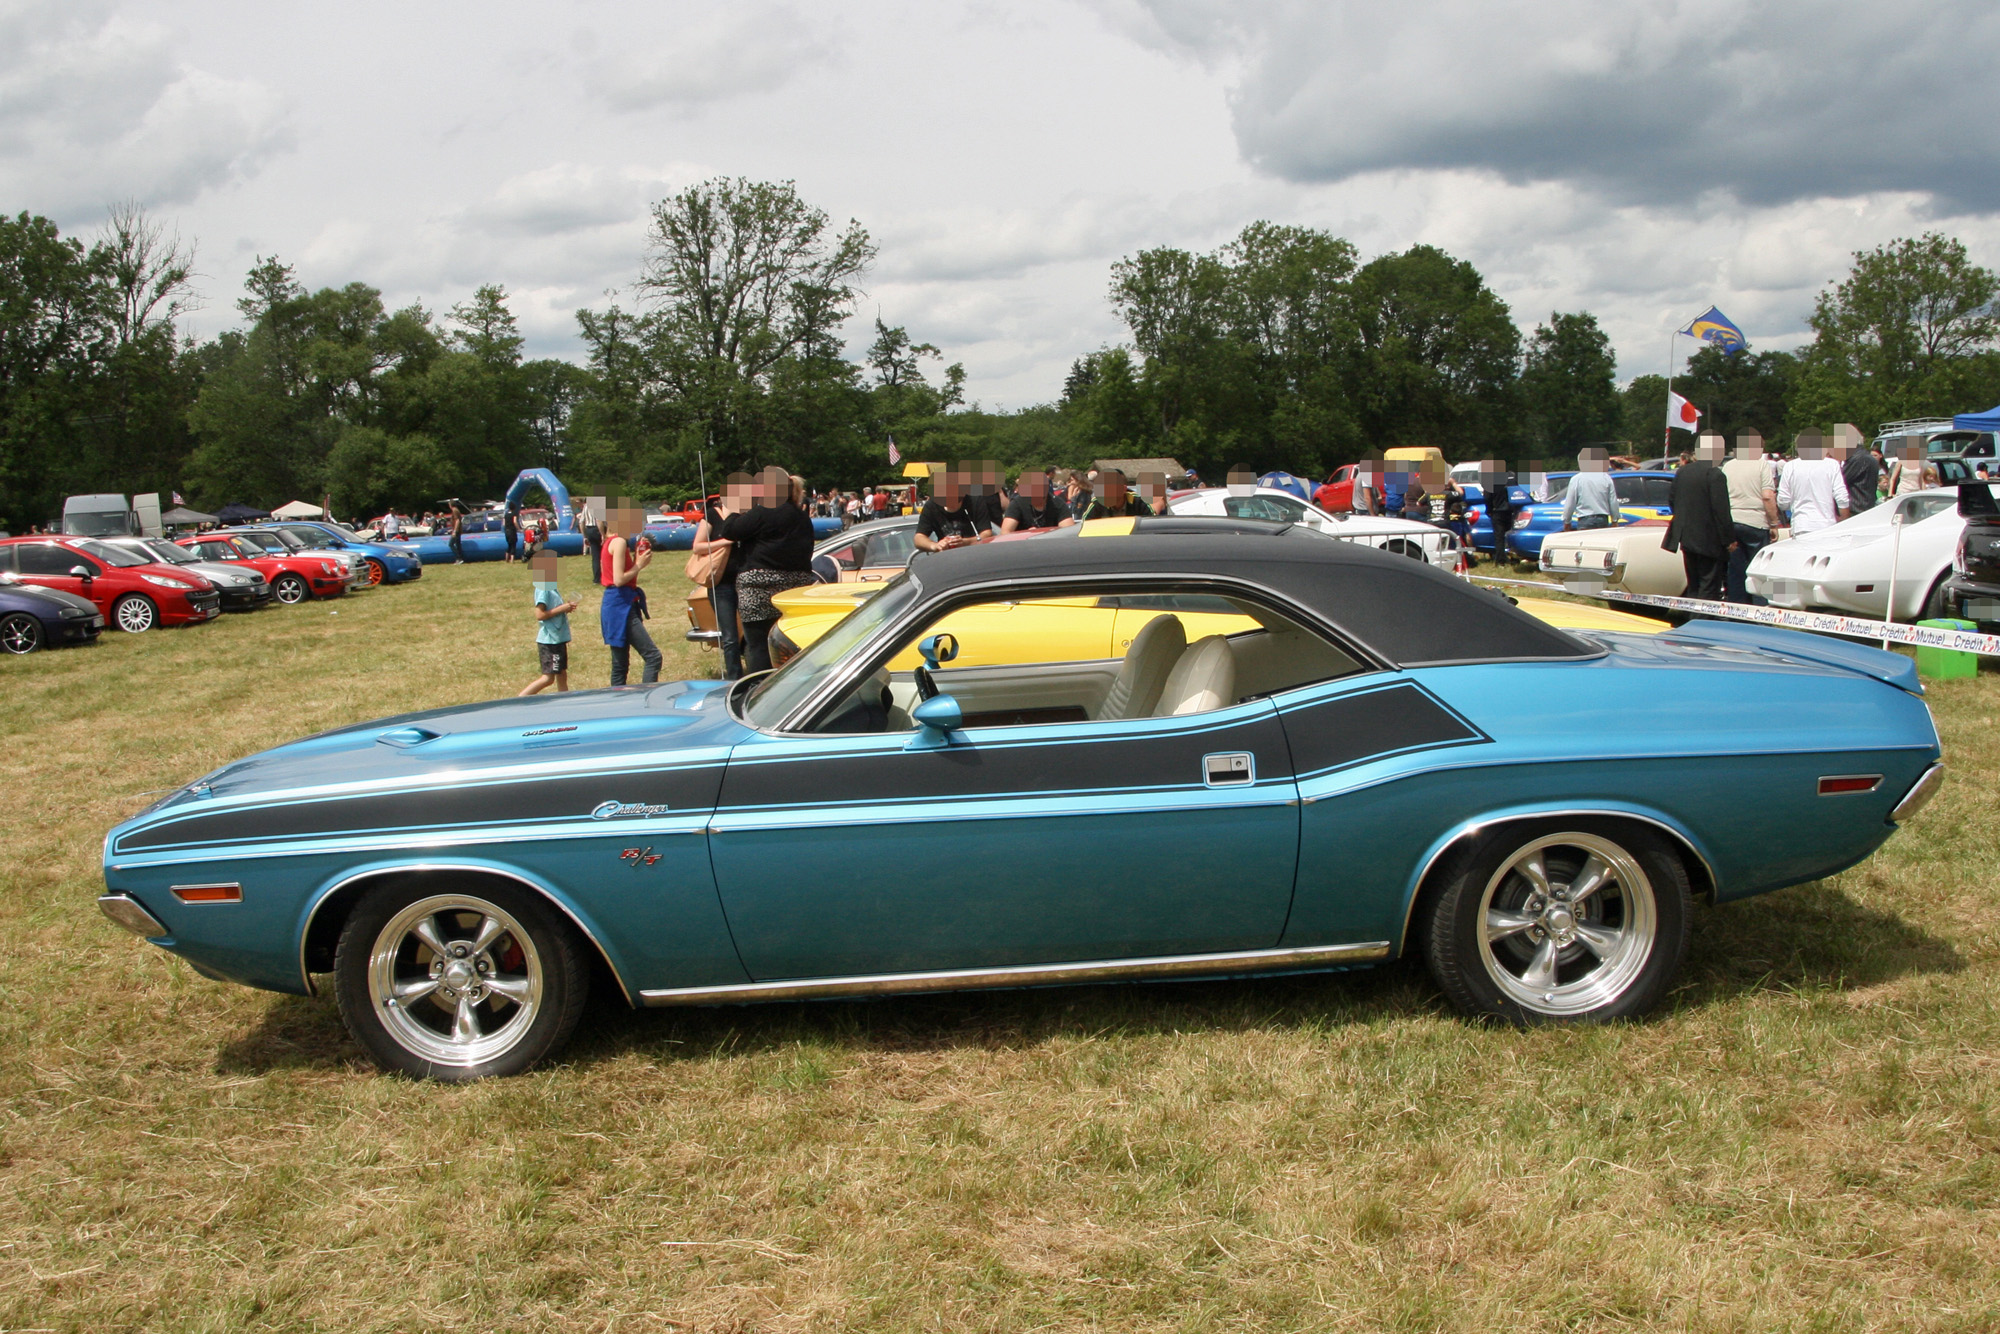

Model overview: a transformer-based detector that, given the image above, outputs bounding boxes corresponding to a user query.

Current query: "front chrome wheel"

[1474,834,1656,1016]
[368,895,544,1068]
[334,880,589,1079]
[0,612,42,654]
[273,574,308,605]
[113,594,157,633]
[1424,822,1690,1023]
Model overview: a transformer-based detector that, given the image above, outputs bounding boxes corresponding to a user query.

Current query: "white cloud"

[0,2,288,222]
[588,3,835,111]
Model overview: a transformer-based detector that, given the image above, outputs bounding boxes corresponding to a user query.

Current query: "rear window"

[72,539,149,568]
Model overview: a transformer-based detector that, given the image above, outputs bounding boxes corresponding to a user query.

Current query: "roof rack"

[1875,418,1956,436]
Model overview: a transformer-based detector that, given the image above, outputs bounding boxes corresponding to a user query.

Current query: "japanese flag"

[1666,391,1701,432]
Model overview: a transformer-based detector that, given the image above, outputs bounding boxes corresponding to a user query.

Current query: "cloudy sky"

[7,0,1997,407]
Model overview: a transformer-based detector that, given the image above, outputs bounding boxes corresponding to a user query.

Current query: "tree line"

[3,180,1997,531]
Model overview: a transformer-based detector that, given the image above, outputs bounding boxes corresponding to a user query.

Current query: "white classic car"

[1169,487,1463,573]
[1536,520,1686,597]
[1746,491,1963,622]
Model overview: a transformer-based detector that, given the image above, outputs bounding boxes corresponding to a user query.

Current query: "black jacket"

[1662,460,1733,558]
[720,502,813,572]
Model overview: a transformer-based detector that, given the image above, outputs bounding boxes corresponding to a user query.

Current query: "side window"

[0,545,14,572]
[1222,495,1296,522]
[809,589,1363,735]
[1613,476,1641,506]
[19,544,89,575]
[866,528,916,568]
[1644,478,1674,508]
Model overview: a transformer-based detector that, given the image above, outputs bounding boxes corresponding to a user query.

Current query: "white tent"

[272,500,326,518]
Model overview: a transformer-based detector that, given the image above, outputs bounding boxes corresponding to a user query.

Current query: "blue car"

[262,520,425,586]
[0,572,103,653]
[1500,471,1677,560]
[98,518,1944,1079]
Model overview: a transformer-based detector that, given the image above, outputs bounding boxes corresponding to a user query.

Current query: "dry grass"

[2,559,1997,1332]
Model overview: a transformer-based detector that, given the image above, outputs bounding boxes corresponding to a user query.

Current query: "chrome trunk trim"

[638,940,1390,1006]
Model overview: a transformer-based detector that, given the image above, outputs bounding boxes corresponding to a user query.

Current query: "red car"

[178,534,351,605]
[0,535,222,632]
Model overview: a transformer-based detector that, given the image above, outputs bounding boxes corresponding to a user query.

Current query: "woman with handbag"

[721,467,817,675]
[694,475,752,680]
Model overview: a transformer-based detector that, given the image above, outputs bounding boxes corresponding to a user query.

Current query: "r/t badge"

[620,847,663,868]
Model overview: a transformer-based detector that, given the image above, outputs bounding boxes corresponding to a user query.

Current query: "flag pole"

[1663,329,1679,456]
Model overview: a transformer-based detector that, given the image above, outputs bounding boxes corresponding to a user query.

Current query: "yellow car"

[767,575,1663,669]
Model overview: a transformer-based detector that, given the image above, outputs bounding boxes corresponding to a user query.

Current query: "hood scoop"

[376,725,442,748]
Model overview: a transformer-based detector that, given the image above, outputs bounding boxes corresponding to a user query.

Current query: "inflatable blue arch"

[408,468,589,563]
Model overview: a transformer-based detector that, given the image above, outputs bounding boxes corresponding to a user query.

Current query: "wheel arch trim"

[298,859,634,1005]
[1395,805,1717,955]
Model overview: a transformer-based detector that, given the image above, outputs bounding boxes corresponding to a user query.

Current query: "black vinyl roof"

[905,518,1595,667]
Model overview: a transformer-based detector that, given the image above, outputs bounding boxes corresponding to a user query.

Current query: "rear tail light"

[1818,774,1882,795]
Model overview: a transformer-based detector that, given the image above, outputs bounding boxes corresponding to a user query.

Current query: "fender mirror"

[906,693,963,750]
[917,633,959,669]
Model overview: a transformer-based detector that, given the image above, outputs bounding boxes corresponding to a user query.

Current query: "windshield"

[141,540,198,564]
[63,510,133,537]
[72,539,150,568]
[742,577,922,729]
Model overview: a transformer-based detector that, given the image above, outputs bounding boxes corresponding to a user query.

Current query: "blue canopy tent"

[1257,471,1312,501]
[1953,404,2000,431]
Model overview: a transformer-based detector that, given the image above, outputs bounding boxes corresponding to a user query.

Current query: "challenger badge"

[592,800,670,820]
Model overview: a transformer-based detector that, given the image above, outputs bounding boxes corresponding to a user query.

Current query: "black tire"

[1422,820,1690,1024]
[273,573,309,605]
[1919,571,1951,622]
[112,594,158,633]
[333,878,590,1080]
[0,612,43,654]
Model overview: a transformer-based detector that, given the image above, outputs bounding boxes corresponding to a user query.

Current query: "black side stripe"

[116,764,725,852]
[1278,681,1488,780]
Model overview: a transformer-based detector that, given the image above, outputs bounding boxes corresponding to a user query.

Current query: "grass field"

[3,558,1997,1332]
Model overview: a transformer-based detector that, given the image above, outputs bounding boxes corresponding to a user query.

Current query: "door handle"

[1203,752,1254,786]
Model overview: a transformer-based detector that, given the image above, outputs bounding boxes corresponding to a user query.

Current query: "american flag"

[888,435,901,466]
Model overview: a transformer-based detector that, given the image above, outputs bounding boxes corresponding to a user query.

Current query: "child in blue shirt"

[520,552,578,696]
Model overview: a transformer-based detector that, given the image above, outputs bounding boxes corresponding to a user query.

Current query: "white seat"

[1155,634,1235,717]
[1098,614,1186,720]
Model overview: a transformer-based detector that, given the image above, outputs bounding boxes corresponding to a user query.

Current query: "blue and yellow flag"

[1681,306,1747,356]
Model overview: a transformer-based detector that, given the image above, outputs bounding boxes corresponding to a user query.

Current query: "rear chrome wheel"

[1424,823,1689,1023]
[335,882,588,1079]
[0,612,43,654]
[273,574,309,605]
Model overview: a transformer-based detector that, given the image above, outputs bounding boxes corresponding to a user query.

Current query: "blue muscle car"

[99,517,1946,1079]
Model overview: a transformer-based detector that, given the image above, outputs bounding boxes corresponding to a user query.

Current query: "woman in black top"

[719,466,817,673]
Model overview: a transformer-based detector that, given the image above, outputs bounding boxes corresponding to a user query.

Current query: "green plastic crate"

[1916,618,1978,680]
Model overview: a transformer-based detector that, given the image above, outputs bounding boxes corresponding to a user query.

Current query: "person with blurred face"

[1001,468,1072,532]
[916,466,983,551]
[1561,447,1619,531]
[1778,431,1852,537]
[600,497,663,686]
[519,551,577,696]
[1887,438,1937,497]
[1663,435,1735,600]
[1075,469,1146,522]
[1478,460,1516,564]
[1136,470,1170,516]
[721,465,817,673]
[1722,430,1780,604]
[697,472,755,680]
[1834,423,1879,513]
[964,460,1007,535]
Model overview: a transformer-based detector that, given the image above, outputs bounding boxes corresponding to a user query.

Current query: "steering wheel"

[914,665,939,701]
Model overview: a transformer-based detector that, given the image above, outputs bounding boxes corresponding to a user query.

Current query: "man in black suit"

[1662,435,1734,600]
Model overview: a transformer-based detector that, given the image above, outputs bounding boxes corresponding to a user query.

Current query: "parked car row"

[0,518,429,655]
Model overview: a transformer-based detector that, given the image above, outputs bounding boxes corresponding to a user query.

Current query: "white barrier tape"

[1468,575,2000,656]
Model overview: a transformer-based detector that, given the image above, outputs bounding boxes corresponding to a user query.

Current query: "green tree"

[1791,233,2000,429]
[1675,347,1797,446]
[1520,311,1621,457]
[1348,245,1522,459]
[633,177,875,468]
